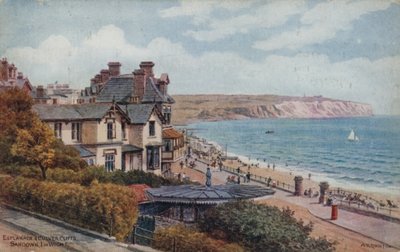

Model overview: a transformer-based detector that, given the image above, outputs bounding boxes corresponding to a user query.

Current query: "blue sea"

[189,116,400,195]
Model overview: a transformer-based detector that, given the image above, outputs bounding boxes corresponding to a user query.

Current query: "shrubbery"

[198,201,335,252]
[1,165,191,188]
[0,176,138,241]
[153,225,244,252]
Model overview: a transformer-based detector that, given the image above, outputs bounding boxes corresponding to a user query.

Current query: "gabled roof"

[97,75,174,104]
[96,75,134,103]
[142,77,175,104]
[33,103,117,121]
[120,103,165,124]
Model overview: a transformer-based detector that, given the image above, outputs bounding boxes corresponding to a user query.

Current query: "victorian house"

[0,58,33,93]
[34,102,165,175]
[80,61,185,175]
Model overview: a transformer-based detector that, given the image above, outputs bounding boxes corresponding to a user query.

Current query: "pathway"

[0,206,159,252]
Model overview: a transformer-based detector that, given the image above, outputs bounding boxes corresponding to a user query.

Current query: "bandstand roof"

[146,184,275,205]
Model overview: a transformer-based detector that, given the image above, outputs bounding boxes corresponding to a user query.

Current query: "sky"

[1,0,399,114]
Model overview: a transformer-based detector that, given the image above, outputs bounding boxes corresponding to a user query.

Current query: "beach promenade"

[177,157,400,250]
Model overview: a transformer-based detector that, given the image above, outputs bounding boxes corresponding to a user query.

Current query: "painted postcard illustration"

[0,1,399,251]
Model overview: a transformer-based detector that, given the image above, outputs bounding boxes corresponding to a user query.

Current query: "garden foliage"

[153,225,244,252]
[0,176,138,241]
[198,201,335,252]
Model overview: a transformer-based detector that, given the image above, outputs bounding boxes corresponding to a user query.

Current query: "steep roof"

[97,75,174,104]
[33,103,115,121]
[142,77,175,104]
[96,75,134,103]
[121,103,157,124]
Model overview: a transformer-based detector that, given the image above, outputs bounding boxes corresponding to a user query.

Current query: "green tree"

[11,118,57,180]
[198,201,335,252]
[0,88,35,164]
[52,140,87,170]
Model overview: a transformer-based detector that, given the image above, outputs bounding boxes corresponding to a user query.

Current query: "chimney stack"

[17,72,23,79]
[90,78,96,85]
[94,74,101,84]
[158,73,169,95]
[133,69,145,101]
[139,61,155,78]
[1,58,8,81]
[37,85,45,98]
[108,62,121,77]
[100,69,110,82]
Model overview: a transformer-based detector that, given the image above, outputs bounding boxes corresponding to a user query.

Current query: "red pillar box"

[331,204,338,220]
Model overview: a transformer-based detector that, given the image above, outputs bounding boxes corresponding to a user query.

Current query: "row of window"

[54,121,156,141]
[54,122,81,141]
[105,147,159,172]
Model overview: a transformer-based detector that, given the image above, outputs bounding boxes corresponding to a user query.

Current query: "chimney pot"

[37,85,45,98]
[139,61,155,77]
[100,69,110,82]
[108,62,121,77]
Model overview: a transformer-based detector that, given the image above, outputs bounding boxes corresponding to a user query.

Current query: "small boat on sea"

[348,129,359,141]
[265,130,274,134]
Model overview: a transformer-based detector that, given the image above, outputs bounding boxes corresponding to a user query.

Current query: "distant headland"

[171,94,373,125]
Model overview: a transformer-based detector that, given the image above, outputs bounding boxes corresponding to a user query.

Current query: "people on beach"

[237,176,241,184]
[267,177,272,187]
[237,167,241,174]
[180,161,184,169]
[273,163,275,170]
[308,173,311,180]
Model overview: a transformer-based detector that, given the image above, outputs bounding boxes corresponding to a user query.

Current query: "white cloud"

[253,0,395,51]
[4,24,399,114]
[159,0,251,25]
[184,1,305,42]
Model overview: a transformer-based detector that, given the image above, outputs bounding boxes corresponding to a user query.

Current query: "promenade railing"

[222,166,295,193]
[328,187,400,219]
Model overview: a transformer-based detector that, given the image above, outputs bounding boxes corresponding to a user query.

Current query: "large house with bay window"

[34,102,165,175]
[80,60,185,175]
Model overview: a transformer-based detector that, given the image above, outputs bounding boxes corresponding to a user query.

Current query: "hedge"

[153,225,244,252]
[0,176,138,241]
[0,165,194,188]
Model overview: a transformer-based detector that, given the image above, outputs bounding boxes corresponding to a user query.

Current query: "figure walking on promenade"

[246,172,251,183]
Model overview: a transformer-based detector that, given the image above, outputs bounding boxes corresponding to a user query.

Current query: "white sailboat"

[348,129,359,141]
